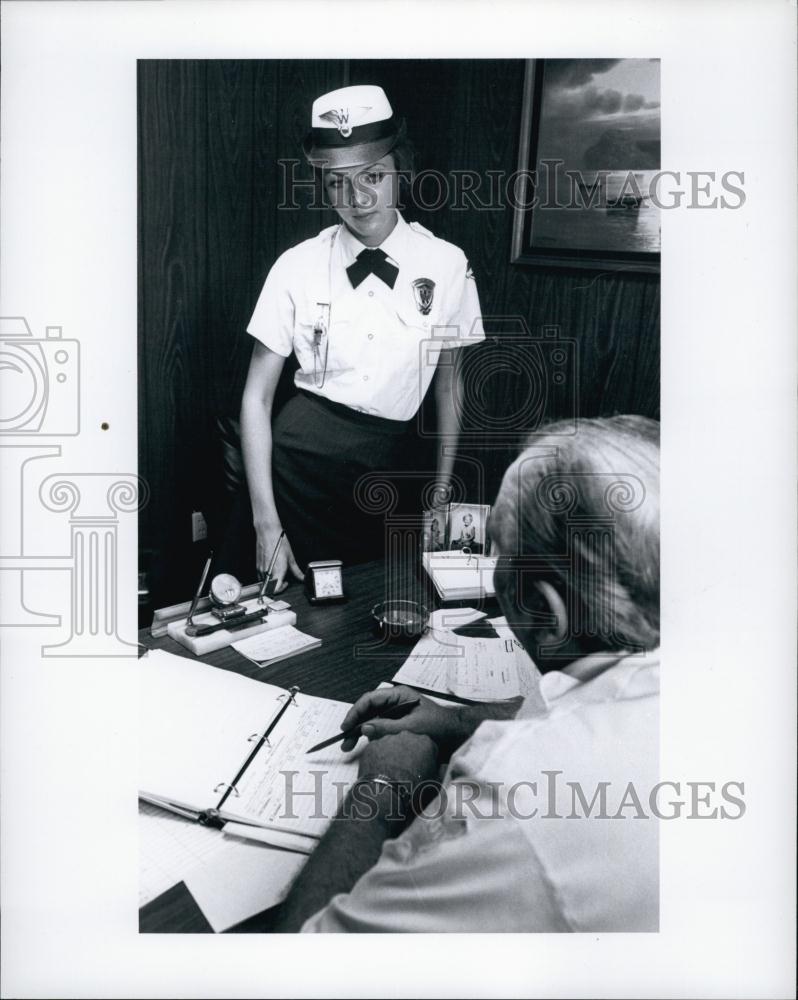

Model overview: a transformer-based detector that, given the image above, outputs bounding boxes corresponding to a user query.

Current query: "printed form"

[392,611,541,701]
[229,692,360,838]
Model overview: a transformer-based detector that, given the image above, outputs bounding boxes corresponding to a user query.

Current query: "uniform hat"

[302,84,406,170]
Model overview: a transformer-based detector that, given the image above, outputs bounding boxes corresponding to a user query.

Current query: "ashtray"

[370,599,429,642]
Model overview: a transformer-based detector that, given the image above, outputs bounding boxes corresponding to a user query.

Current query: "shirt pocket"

[294,303,356,376]
[292,304,326,372]
[395,288,454,343]
[394,298,438,339]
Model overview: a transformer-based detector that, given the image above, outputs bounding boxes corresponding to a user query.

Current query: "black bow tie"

[346,248,399,290]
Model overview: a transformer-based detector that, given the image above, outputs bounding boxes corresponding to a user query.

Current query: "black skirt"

[216,390,425,580]
[272,390,418,568]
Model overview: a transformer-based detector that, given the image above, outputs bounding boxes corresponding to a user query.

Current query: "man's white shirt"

[302,650,660,933]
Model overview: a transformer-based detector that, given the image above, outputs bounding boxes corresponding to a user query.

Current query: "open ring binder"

[213,685,302,815]
[140,651,361,847]
[213,781,240,797]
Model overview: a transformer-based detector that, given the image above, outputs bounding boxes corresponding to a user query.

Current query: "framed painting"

[511,59,661,272]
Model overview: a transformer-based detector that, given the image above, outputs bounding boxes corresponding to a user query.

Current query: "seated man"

[275,415,660,932]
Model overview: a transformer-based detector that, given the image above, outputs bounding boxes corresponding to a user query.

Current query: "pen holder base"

[168,600,296,656]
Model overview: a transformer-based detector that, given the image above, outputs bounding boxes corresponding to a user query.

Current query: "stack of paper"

[392,610,541,702]
[233,625,321,668]
[422,551,498,601]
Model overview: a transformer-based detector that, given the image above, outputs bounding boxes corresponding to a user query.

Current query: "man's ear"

[532,580,569,644]
[495,569,569,648]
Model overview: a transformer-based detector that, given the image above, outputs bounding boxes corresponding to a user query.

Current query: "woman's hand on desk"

[254,522,304,592]
[340,685,476,758]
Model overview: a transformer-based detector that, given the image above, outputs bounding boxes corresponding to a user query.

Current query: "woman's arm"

[433,349,461,504]
[240,343,303,590]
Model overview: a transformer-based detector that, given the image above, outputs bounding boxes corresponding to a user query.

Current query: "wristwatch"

[354,773,413,813]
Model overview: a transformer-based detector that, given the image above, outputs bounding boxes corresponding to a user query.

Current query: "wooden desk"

[139,558,497,932]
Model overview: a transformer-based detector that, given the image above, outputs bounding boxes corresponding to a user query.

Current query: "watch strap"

[354,773,413,811]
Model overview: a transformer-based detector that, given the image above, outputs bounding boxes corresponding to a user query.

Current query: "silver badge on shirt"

[411,277,435,316]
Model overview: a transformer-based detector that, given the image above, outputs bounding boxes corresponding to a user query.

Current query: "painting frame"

[511,59,661,274]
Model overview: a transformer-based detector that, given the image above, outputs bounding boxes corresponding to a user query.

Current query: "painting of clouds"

[530,59,661,256]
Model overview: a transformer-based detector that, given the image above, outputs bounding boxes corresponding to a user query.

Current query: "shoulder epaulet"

[408,221,468,266]
[408,220,435,240]
[315,223,340,244]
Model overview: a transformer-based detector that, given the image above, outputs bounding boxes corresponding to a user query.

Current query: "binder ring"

[278,686,300,706]
[213,781,240,797]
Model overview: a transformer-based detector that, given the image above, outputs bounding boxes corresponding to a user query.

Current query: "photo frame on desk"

[446,502,491,557]
[421,509,448,553]
[511,58,661,273]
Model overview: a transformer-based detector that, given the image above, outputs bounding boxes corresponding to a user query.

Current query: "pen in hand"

[305,698,422,754]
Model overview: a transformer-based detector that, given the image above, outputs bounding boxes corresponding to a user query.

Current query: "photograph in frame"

[446,501,490,555]
[421,508,447,552]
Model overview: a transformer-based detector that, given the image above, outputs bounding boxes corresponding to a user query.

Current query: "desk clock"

[209,573,247,622]
[305,559,346,604]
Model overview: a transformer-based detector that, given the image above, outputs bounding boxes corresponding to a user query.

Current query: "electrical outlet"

[191,510,208,543]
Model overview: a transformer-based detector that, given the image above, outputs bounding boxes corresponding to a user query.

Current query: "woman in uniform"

[237,84,484,590]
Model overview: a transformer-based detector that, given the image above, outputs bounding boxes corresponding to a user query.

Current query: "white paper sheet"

[228,691,359,837]
[222,823,317,854]
[392,615,542,701]
[140,801,307,931]
[184,837,306,933]
[232,625,320,667]
[139,801,234,907]
[391,629,460,693]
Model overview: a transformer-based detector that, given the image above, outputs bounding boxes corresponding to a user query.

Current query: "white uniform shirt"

[302,649,660,933]
[247,212,485,421]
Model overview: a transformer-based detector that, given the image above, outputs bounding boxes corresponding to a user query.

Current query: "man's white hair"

[491,415,660,651]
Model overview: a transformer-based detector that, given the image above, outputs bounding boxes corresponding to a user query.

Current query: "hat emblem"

[319,105,372,139]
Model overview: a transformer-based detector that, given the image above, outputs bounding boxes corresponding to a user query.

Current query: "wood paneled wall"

[138,59,659,604]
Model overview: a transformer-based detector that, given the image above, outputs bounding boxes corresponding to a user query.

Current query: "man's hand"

[357,730,438,786]
[341,684,524,758]
[341,685,471,758]
[254,522,304,592]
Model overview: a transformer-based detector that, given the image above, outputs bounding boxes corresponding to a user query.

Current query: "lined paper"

[226,692,360,837]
